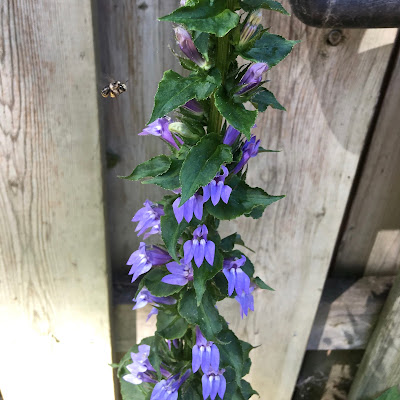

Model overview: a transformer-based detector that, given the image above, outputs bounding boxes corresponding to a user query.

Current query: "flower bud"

[182,99,204,115]
[239,10,263,45]
[236,62,268,95]
[174,26,207,68]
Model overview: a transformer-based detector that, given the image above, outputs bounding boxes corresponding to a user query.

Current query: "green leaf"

[157,310,188,339]
[240,0,289,14]
[193,248,223,304]
[143,268,182,297]
[180,133,232,204]
[254,276,274,290]
[143,158,183,190]
[194,32,210,60]
[161,200,189,261]
[178,289,199,324]
[215,87,257,139]
[375,387,400,400]
[240,380,259,398]
[160,0,239,37]
[149,69,221,124]
[206,176,284,220]
[148,334,165,379]
[239,31,299,67]
[252,88,286,112]
[258,146,280,153]
[120,155,171,181]
[220,232,244,252]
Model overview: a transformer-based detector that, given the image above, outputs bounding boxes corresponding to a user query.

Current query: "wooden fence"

[0,0,399,399]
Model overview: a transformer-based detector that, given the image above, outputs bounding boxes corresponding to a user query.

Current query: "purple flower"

[235,285,255,319]
[174,26,207,68]
[162,260,194,286]
[167,339,179,351]
[132,200,164,239]
[180,0,187,5]
[223,125,240,146]
[139,118,183,149]
[127,243,172,283]
[182,99,204,115]
[201,368,226,400]
[239,10,263,45]
[203,166,232,206]
[236,63,268,95]
[147,307,159,321]
[183,225,215,267]
[223,255,250,296]
[133,288,177,310]
[173,193,204,223]
[123,344,157,385]
[151,369,191,400]
[192,327,220,374]
[232,135,260,175]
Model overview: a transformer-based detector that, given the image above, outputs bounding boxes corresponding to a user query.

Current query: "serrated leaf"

[149,69,221,124]
[254,276,274,290]
[180,133,232,204]
[178,289,199,324]
[161,200,189,261]
[157,310,188,339]
[160,0,239,37]
[258,146,280,153]
[240,379,259,398]
[206,176,284,220]
[252,87,286,111]
[193,32,210,60]
[144,268,182,297]
[120,155,171,181]
[144,158,183,190]
[240,0,289,14]
[215,87,257,139]
[240,31,299,67]
[375,387,400,400]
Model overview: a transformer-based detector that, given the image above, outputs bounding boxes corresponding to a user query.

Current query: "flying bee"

[101,80,127,98]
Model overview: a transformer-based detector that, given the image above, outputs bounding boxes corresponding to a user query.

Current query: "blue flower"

[223,125,240,146]
[173,193,204,223]
[182,99,204,115]
[139,118,183,149]
[203,166,232,206]
[151,369,191,400]
[132,200,164,239]
[236,63,268,95]
[123,345,157,385]
[235,285,255,319]
[174,26,207,68]
[201,368,226,400]
[223,255,250,296]
[183,225,215,267]
[162,260,193,286]
[192,327,220,374]
[133,288,176,310]
[127,243,172,283]
[232,135,260,175]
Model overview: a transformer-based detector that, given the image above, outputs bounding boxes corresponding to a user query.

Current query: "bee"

[101,80,127,98]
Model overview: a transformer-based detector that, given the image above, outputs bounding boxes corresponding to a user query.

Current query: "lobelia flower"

[174,26,207,68]
[201,368,226,400]
[236,62,269,95]
[146,307,158,321]
[235,285,255,319]
[223,125,240,146]
[232,135,261,175]
[127,243,172,283]
[133,288,177,310]
[182,99,204,115]
[192,327,220,373]
[151,369,191,400]
[223,255,251,296]
[166,339,179,351]
[123,344,157,385]
[173,193,204,223]
[132,200,164,239]
[203,166,232,206]
[139,117,183,149]
[239,10,263,45]
[162,259,194,286]
[183,224,215,267]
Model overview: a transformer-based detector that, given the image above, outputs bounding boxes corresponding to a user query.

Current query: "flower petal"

[205,241,215,266]
[194,239,206,267]
[192,345,201,372]
[161,274,187,286]
[202,374,211,400]
[218,374,226,399]
[183,240,194,264]
[183,197,195,223]
[173,197,184,224]
[220,185,232,204]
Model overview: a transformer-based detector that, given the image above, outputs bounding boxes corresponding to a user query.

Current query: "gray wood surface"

[348,272,400,400]
[0,1,114,399]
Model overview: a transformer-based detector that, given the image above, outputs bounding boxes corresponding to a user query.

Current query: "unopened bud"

[239,10,263,45]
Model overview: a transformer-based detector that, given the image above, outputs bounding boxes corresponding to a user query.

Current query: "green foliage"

[240,0,289,14]
[160,0,240,37]
[239,31,299,67]
[375,387,400,400]
[143,268,182,297]
[120,155,171,181]
[252,88,286,111]
[180,133,232,204]
[143,158,182,190]
[215,87,257,139]
[149,69,221,124]
[157,309,189,339]
[254,276,274,290]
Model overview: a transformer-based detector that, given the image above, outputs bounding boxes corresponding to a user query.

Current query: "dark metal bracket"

[287,0,400,28]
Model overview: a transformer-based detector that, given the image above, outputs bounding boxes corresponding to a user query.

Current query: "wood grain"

[0,1,114,399]
[334,46,400,277]
[348,272,400,400]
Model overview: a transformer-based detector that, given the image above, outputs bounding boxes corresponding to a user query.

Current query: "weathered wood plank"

[334,41,400,277]
[218,6,397,396]
[348,272,400,400]
[0,1,114,399]
[307,277,394,350]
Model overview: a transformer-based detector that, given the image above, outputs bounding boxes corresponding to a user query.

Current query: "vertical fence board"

[0,1,114,399]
